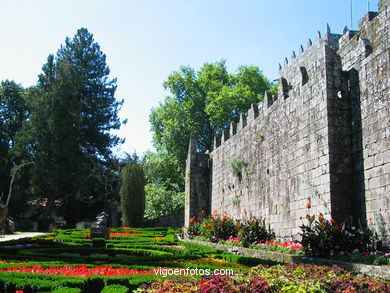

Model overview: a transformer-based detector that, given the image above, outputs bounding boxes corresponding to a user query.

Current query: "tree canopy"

[144,61,270,219]
[12,28,123,228]
[150,60,270,165]
[148,60,270,190]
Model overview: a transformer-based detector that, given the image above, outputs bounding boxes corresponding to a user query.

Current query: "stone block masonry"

[185,0,389,244]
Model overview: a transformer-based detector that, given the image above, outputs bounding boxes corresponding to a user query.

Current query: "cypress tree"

[120,164,145,227]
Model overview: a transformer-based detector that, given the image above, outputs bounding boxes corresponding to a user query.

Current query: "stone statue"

[94,211,108,228]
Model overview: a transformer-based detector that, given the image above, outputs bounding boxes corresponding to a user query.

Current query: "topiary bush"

[101,284,129,293]
[120,163,145,227]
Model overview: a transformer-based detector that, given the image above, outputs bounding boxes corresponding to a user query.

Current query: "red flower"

[189,217,195,223]
[329,219,335,224]
[335,225,341,231]
[0,265,156,277]
[306,202,312,208]
[110,232,143,236]
[367,217,373,221]
[206,223,212,229]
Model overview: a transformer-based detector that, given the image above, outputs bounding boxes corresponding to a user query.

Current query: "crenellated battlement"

[212,0,385,152]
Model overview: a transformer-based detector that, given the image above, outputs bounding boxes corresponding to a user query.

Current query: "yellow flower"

[160,256,247,268]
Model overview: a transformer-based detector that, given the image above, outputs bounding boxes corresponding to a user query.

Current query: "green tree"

[13,28,123,229]
[144,183,184,219]
[120,164,145,226]
[0,81,28,205]
[149,60,270,185]
[142,151,184,219]
[0,80,29,227]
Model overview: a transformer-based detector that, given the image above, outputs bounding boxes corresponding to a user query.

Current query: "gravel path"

[0,232,47,242]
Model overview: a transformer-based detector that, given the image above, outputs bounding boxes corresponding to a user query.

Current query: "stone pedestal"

[90,227,110,239]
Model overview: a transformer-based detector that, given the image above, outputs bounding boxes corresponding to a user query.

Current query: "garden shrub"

[84,277,104,293]
[15,219,35,232]
[120,163,145,227]
[101,284,129,293]
[92,238,106,248]
[222,254,278,266]
[199,214,237,242]
[52,287,81,293]
[237,217,275,247]
[300,213,379,257]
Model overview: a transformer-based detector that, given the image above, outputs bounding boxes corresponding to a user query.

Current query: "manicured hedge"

[0,227,247,291]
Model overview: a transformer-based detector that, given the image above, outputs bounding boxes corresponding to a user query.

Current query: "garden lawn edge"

[184,238,390,281]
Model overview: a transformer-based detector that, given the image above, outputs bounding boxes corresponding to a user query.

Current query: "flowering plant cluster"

[0,264,156,277]
[109,232,144,236]
[159,256,247,268]
[1,243,40,249]
[250,240,304,254]
[187,210,274,247]
[136,264,390,292]
[154,244,187,249]
[300,204,381,257]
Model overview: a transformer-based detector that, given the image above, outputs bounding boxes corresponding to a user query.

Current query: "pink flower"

[339,251,345,256]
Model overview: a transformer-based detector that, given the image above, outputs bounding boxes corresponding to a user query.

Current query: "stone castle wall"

[185,0,389,242]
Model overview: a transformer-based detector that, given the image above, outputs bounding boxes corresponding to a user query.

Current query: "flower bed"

[135,264,390,292]
[0,225,388,292]
[187,207,389,265]
[0,227,246,292]
[0,265,156,277]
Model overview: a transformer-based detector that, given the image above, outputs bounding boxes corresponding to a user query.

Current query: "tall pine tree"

[14,28,123,230]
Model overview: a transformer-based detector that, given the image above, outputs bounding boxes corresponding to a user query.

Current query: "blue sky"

[0,0,372,156]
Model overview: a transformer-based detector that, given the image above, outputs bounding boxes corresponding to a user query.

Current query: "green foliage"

[300,213,379,257]
[149,60,270,186]
[137,264,390,292]
[11,28,123,227]
[0,80,29,212]
[92,238,106,248]
[199,214,237,243]
[230,156,248,181]
[14,219,35,232]
[101,284,129,293]
[142,151,184,219]
[52,287,82,293]
[188,213,275,247]
[143,151,184,190]
[268,83,279,96]
[144,183,184,219]
[120,163,145,227]
[237,217,275,248]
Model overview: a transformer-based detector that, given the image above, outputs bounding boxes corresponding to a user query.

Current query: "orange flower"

[329,218,335,224]
[213,209,218,214]
[368,217,373,221]
[335,225,341,231]
[318,213,324,221]
[206,223,212,229]
[189,217,195,223]
[306,202,312,208]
